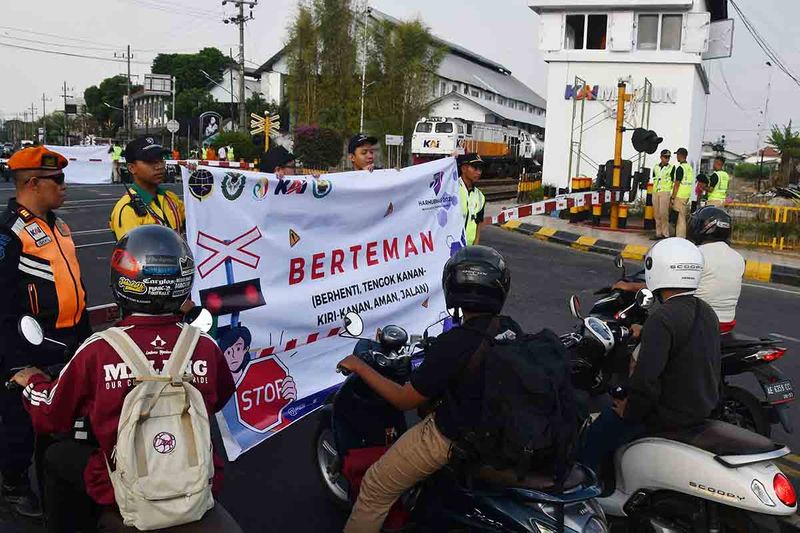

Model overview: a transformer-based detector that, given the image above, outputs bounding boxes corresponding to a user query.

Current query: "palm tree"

[767,121,800,186]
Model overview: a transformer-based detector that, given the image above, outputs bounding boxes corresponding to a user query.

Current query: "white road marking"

[770,333,800,343]
[72,228,112,236]
[75,241,116,249]
[743,282,800,296]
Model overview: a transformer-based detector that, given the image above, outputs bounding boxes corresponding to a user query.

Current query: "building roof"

[430,91,545,129]
[253,7,545,109]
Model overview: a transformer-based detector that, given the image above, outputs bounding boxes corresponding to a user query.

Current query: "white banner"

[46,145,112,185]
[183,159,465,460]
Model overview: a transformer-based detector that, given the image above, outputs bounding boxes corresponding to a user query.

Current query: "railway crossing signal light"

[631,128,663,155]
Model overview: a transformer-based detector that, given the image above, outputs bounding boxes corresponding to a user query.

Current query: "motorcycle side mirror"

[343,312,364,337]
[569,295,583,320]
[18,315,44,346]
[636,289,655,310]
[187,307,213,334]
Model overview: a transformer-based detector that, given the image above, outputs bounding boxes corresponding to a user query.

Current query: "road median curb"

[500,221,800,288]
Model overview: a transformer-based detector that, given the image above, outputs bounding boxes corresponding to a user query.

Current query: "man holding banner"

[348,133,377,172]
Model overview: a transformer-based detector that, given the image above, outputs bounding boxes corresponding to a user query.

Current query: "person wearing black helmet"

[258,145,297,177]
[688,206,744,333]
[11,225,238,531]
[338,246,522,532]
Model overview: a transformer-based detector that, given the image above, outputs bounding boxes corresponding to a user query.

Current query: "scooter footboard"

[615,438,796,515]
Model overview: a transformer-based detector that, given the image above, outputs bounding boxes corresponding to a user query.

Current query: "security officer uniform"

[109,137,185,241]
[457,153,486,246]
[651,150,675,239]
[0,147,90,503]
[672,153,694,239]
[707,169,730,206]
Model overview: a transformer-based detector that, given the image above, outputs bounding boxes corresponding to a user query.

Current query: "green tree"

[173,88,225,124]
[286,4,320,127]
[366,19,445,160]
[83,75,132,137]
[152,47,229,96]
[213,131,262,161]
[734,162,771,181]
[293,124,344,168]
[767,121,800,186]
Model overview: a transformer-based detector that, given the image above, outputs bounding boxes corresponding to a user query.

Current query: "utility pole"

[756,61,774,193]
[171,75,177,151]
[115,46,133,141]
[61,81,73,146]
[230,48,236,130]
[41,94,52,144]
[223,0,257,133]
[359,2,371,133]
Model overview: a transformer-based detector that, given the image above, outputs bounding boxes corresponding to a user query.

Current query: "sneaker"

[13,493,42,518]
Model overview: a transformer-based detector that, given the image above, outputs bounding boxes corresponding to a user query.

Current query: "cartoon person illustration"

[217,325,297,402]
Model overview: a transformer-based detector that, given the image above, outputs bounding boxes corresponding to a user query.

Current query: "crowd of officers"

[0,133,488,523]
[650,147,730,240]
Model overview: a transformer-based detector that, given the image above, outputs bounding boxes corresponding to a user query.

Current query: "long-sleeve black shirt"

[625,294,721,431]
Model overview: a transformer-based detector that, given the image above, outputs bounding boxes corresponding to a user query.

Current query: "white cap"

[644,237,704,292]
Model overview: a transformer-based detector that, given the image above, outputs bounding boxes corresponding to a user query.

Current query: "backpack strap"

[97,327,155,380]
[164,325,202,381]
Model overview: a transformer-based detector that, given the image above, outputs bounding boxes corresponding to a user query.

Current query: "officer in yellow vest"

[109,141,124,183]
[651,149,675,240]
[706,157,730,207]
[0,146,91,517]
[109,137,185,241]
[457,153,487,246]
[227,145,235,162]
[670,147,694,239]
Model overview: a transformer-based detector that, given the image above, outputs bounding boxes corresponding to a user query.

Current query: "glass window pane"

[587,15,608,49]
[637,14,658,50]
[565,15,585,49]
[661,14,683,50]
[435,123,454,133]
[415,123,432,133]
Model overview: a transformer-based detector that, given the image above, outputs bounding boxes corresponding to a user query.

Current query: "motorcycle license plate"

[764,380,795,403]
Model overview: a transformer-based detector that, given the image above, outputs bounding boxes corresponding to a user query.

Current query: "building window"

[565,14,607,50]
[661,14,683,50]
[565,15,585,49]
[440,81,447,96]
[637,14,683,50]
[471,89,479,97]
[466,124,473,135]
[484,92,493,101]
[452,84,458,93]
[637,14,659,50]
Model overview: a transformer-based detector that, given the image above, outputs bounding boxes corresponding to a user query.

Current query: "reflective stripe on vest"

[459,181,485,245]
[652,164,675,193]
[11,217,86,329]
[708,171,730,201]
[676,162,694,199]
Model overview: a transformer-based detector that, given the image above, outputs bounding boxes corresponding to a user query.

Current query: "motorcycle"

[564,290,798,531]
[314,312,609,532]
[586,255,794,437]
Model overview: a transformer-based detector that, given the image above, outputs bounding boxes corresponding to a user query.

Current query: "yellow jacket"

[109,183,185,241]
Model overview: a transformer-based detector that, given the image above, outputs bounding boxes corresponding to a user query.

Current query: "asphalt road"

[1,183,800,532]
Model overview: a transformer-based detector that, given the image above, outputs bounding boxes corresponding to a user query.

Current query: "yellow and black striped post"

[618,203,629,229]
[643,182,655,230]
[569,177,580,223]
[592,203,602,226]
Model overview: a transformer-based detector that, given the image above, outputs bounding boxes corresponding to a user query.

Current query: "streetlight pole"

[757,61,773,193]
[359,2,371,133]
[171,75,176,151]
[222,0,257,133]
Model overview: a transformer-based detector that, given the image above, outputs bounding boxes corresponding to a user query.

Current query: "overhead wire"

[0,41,151,64]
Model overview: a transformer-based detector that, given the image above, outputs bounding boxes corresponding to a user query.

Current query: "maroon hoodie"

[22,315,236,505]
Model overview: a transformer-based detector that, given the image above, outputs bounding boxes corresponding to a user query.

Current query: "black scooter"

[586,256,794,437]
[313,313,608,532]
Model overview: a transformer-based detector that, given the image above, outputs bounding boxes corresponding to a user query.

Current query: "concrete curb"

[500,220,800,288]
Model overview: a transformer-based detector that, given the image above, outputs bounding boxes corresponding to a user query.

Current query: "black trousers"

[0,384,34,482]
[43,440,99,533]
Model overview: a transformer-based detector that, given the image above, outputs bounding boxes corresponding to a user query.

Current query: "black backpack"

[458,320,579,485]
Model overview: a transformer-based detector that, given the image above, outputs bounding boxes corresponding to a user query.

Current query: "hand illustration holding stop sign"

[235,355,297,433]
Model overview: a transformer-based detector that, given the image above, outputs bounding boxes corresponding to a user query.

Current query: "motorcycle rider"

[579,238,721,473]
[10,225,238,532]
[337,246,522,533]
[613,208,743,333]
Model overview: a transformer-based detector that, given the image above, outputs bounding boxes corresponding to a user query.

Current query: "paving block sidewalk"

[484,202,800,288]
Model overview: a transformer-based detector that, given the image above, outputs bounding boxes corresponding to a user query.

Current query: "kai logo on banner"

[274,177,333,198]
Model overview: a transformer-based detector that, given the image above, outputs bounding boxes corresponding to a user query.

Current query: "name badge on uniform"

[25,222,52,248]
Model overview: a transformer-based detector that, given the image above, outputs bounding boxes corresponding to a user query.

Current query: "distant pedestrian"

[109,140,123,183]
[650,149,674,240]
[670,147,694,239]
[705,157,730,207]
[457,153,486,246]
[227,145,235,162]
[348,134,377,172]
[217,145,227,161]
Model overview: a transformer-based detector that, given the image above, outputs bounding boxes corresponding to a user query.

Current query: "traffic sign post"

[250,111,280,152]
[167,119,180,133]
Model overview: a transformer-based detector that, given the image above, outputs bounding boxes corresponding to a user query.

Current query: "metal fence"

[726,202,800,251]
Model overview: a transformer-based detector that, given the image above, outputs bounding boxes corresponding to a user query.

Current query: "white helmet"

[644,237,704,292]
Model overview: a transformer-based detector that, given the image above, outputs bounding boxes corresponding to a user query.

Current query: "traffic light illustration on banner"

[199,279,266,317]
[631,128,663,155]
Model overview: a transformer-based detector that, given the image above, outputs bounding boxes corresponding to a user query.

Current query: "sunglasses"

[28,172,66,185]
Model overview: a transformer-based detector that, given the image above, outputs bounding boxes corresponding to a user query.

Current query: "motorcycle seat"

[721,332,776,350]
[656,420,778,456]
[470,464,586,492]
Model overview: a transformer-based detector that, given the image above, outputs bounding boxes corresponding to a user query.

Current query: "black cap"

[660,149,671,157]
[676,147,688,156]
[258,145,296,173]
[348,133,378,154]
[124,136,170,163]
[456,153,485,168]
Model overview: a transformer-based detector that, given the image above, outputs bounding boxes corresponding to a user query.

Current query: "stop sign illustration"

[235,356,291,433]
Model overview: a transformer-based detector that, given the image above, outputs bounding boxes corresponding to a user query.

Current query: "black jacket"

[625,294,721,430]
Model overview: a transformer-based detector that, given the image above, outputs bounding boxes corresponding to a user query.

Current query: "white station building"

[528,0,732,188]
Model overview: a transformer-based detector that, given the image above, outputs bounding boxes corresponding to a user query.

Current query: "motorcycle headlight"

[583,517,608,533]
